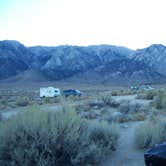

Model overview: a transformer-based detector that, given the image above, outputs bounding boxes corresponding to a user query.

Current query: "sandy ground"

[100,121,146,166]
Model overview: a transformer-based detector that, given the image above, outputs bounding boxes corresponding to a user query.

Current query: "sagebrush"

[16,97,29,106]
[0,108,119,166]
[153,91,166,109]
[135,116,166,148]
[101,94,120,107]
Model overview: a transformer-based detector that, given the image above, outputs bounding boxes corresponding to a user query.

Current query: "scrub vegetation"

[0,108,119,166]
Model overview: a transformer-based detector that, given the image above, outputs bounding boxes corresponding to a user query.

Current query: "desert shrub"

[145,90,158,100]
[132,112,146,121]
[137,91,158,100]
[0,113,2,121]
[79,100,105,111]
[75,103,104,120]
[107,112,146,123]
[136,93,147,99]
[119,101,146,114]
[135,116,166,148]
[117,101,147,122]
[0,108,119,166]
[75,103,90,113]
[42,97,62,104]
[53,97,63,103]
[105,111,145,123]
[16,97,29,106]
[118,100,130,113]
[101,94,112,105]
[88,100,104,108]
[153,91,166,109]
[0,98,7,105]
[111,91,118,96]
[144,91,157,100]
[105,111,123,123]
[0,98,8,110]
[87,121,119,151]
[43,97,51,104]
[101,94,120,107]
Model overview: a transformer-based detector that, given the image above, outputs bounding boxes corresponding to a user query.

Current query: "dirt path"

[100,121,146,166]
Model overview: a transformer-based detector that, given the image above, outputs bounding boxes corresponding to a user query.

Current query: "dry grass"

[135,111,166,148]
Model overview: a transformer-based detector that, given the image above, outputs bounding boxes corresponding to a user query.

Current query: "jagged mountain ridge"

[29,44,134,80]
[0,40,34,79]
[130,44,166,77]
[0,40,166,84]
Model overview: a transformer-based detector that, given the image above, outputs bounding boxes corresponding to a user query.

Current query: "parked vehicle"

[130,86,139,91]
[40,87,60,98]
[63,89,82,97]
[130,85,155,92]
[140,85,155,91]
[144,142,166,166]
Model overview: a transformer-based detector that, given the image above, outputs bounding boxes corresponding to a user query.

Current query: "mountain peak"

[0,40,166,84]
[0,40,24,49]
[149,44,166,48]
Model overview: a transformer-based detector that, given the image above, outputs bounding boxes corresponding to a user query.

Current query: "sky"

[0,0,166,49]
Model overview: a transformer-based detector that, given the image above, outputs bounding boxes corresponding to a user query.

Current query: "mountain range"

[0,40,166,85]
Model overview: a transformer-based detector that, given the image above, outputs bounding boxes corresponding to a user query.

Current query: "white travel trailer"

[40,87,60,98]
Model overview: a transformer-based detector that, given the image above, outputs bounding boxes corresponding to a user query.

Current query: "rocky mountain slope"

[0,40,166,84]
[130,44,166,77]
[0,40,31,79]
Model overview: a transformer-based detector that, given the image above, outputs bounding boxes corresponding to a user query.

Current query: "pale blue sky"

[0,0,166,49]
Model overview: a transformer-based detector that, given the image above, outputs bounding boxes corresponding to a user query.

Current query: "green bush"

[16,97,29,107]
[135,118,166,148]
[0,108,119,166]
